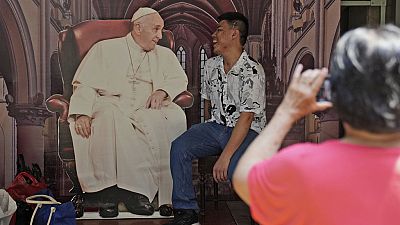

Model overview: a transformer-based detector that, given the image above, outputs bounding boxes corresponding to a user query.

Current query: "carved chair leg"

[64,161,82,194]
[199,172,206,216]
[213,179,218,209]
[64,161,84,217]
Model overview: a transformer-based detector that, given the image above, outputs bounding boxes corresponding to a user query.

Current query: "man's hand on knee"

[213,155,231,183]
[75,115,92,138]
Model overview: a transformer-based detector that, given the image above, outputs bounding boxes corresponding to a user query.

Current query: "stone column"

[246,35,263,62]
[7,103,52,171]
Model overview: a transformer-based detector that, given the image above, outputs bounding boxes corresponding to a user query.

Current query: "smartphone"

[317,78,331,102]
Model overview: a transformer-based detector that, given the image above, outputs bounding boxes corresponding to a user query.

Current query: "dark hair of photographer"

[329,24,400,133]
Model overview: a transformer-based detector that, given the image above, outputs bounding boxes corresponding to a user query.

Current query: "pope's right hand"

[74,115,92,138]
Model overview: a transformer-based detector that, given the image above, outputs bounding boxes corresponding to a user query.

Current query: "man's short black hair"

[217,12,249,46]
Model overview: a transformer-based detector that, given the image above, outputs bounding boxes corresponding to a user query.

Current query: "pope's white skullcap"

[131,7,158,22]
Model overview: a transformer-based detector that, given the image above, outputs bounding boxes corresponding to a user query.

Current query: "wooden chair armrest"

[45,94,69,123]
[173,90,194,109]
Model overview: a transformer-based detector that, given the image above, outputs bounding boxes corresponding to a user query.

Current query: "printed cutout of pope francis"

[68,7,188,218]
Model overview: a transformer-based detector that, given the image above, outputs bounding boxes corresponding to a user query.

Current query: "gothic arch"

[328,22,341,68]
[0,0,37,103]
[176,45,188,72]
[232,0,271,34]
[290,47,315,81]
[286,48,315,143]
[125,0,236,20]
[123,0,239,49]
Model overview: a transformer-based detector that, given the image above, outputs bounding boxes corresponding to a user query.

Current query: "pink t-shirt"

[249,140,400,225]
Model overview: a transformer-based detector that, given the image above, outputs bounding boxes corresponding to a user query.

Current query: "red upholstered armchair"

[46,19,193,211]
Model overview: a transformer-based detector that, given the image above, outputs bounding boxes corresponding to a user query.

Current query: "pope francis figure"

[68,7,188,218]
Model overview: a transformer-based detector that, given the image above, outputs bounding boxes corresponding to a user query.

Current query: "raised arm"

[233,65,332,204]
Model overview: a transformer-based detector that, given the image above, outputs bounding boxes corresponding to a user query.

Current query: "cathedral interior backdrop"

[0,0,399,198]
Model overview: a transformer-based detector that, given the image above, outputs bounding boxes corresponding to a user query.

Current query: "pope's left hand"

[146,90,167,109]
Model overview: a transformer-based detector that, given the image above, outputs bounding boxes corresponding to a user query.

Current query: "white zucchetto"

[131,7,159,22]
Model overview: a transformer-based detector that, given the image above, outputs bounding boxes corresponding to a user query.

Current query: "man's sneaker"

[164,209,200,225]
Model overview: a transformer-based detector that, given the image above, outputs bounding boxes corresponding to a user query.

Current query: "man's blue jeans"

[170,122,258,210]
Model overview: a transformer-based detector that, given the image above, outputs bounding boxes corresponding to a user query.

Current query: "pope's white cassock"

[67,33,188,206]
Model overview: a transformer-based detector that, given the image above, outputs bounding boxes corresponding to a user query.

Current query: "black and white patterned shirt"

[200,51,266,133]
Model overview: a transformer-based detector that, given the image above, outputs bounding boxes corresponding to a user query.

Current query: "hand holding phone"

[317,78,331,102]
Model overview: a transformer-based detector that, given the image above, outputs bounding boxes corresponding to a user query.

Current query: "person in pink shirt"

[233,24,400,225]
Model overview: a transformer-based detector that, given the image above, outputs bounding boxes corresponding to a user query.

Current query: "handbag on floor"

[6,172,47,203]
[26,194,76,225]
[6,171,47,225]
